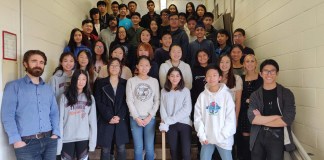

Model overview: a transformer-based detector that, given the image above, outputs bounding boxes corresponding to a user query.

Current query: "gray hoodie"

[48,70,72,102]
[57,93,97,154]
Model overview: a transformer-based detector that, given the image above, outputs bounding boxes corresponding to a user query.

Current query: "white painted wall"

[211,0,324,159]
[0,0,95,159]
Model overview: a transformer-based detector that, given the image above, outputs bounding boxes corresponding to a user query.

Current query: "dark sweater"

[170,28,189,61]
[140,12,162,29]
[154,48,170,68]
[188,39,216,67]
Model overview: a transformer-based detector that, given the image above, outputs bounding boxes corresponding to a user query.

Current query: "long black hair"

[114,26,128,42]
[92,40,109,65]
[67,28,88,54]
[109,44,127,66]
[76,50,96,89]
[186,2,196,18]
[52,52,76,76]
[65,69,92,106]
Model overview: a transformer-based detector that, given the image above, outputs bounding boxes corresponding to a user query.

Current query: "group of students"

[1,1,296,160]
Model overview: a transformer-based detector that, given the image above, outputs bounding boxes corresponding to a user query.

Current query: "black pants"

[61,140,89,160]
[167,123,192,160]
[251,128,284,160]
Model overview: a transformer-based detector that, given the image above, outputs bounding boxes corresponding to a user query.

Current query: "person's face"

[169,6,177,14]
[136,58,151,76]
[92,13,100,20]
[141,30,151,43]
[109,60,121,76]
[187,20,197,32]
[147,3,155,12]
[161,12,169,22]
[74,31,82,43]
[131,16,141,25]
[128,3,137,13]
[109,18,118,27]
[217,33,228,45]
[160,34,172,47]
[168,70,181,87]
[94,41,104,55]
[243,55,257,72]
[186,4,193,13]
[170,46,182,61]
[111,48,124,61]
[169,15,179,28]
[111,4,119,14]
[230,47,243,62]
[179,16,187,28]
[138,46,149,57]
[197,51,209,66]
[203,17,213,27]
[233,32,245,45]
[205,69,222,87]
[78,52,89,68]
[119,7,127,16]
[118,28,126,40]
[82,23,93,34]
[260,65,278,85]
[98,4,106,14]
[150,21,158,32]
[219,56,231,73]
[61,55,75,72]
[195,27,206,38]
[197,7,205,17]
[24,54,45,77]
[77,73,87,92]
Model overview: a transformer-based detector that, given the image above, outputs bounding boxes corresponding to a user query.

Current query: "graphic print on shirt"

[66,101,87,119]
[206,101,221,115]
[134,83,153,102]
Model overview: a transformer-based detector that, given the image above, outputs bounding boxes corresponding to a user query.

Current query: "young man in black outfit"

[248,59,296,160]
[140,0,162,29]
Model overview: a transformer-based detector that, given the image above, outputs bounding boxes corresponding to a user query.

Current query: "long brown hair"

[218,54,236,89]
[164,67,185,92]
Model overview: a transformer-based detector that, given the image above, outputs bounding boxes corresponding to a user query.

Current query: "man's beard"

[26,66,44,77]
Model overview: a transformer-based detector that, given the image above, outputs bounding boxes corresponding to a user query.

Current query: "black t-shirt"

[263,87,281,116]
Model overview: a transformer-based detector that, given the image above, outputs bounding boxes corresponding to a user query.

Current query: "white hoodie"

[194,83,236,150]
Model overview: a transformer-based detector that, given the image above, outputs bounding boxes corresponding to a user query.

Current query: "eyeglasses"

[162,13,169,17]
[95,45,104,49]
[262,69,277,75]
[233,35,243,38]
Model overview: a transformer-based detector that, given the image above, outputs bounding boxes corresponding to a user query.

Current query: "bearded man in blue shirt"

[1,50,60,160]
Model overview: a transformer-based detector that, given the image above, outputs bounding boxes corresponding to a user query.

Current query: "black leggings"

[166,123,192,160]
[61,140,89,160]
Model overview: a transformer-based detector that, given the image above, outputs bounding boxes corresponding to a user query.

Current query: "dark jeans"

[167,123,192,160]
[101,144,126,160]
[14,137,57,160]
[251,127,284,160]
[61,140,89,160]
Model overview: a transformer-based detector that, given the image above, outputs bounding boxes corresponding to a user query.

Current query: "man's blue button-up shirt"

[1,75,60,144]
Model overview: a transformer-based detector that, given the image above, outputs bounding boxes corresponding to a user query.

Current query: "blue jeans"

[201,144,232,160]
[130,117,155,160]
[14,137,58,160]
